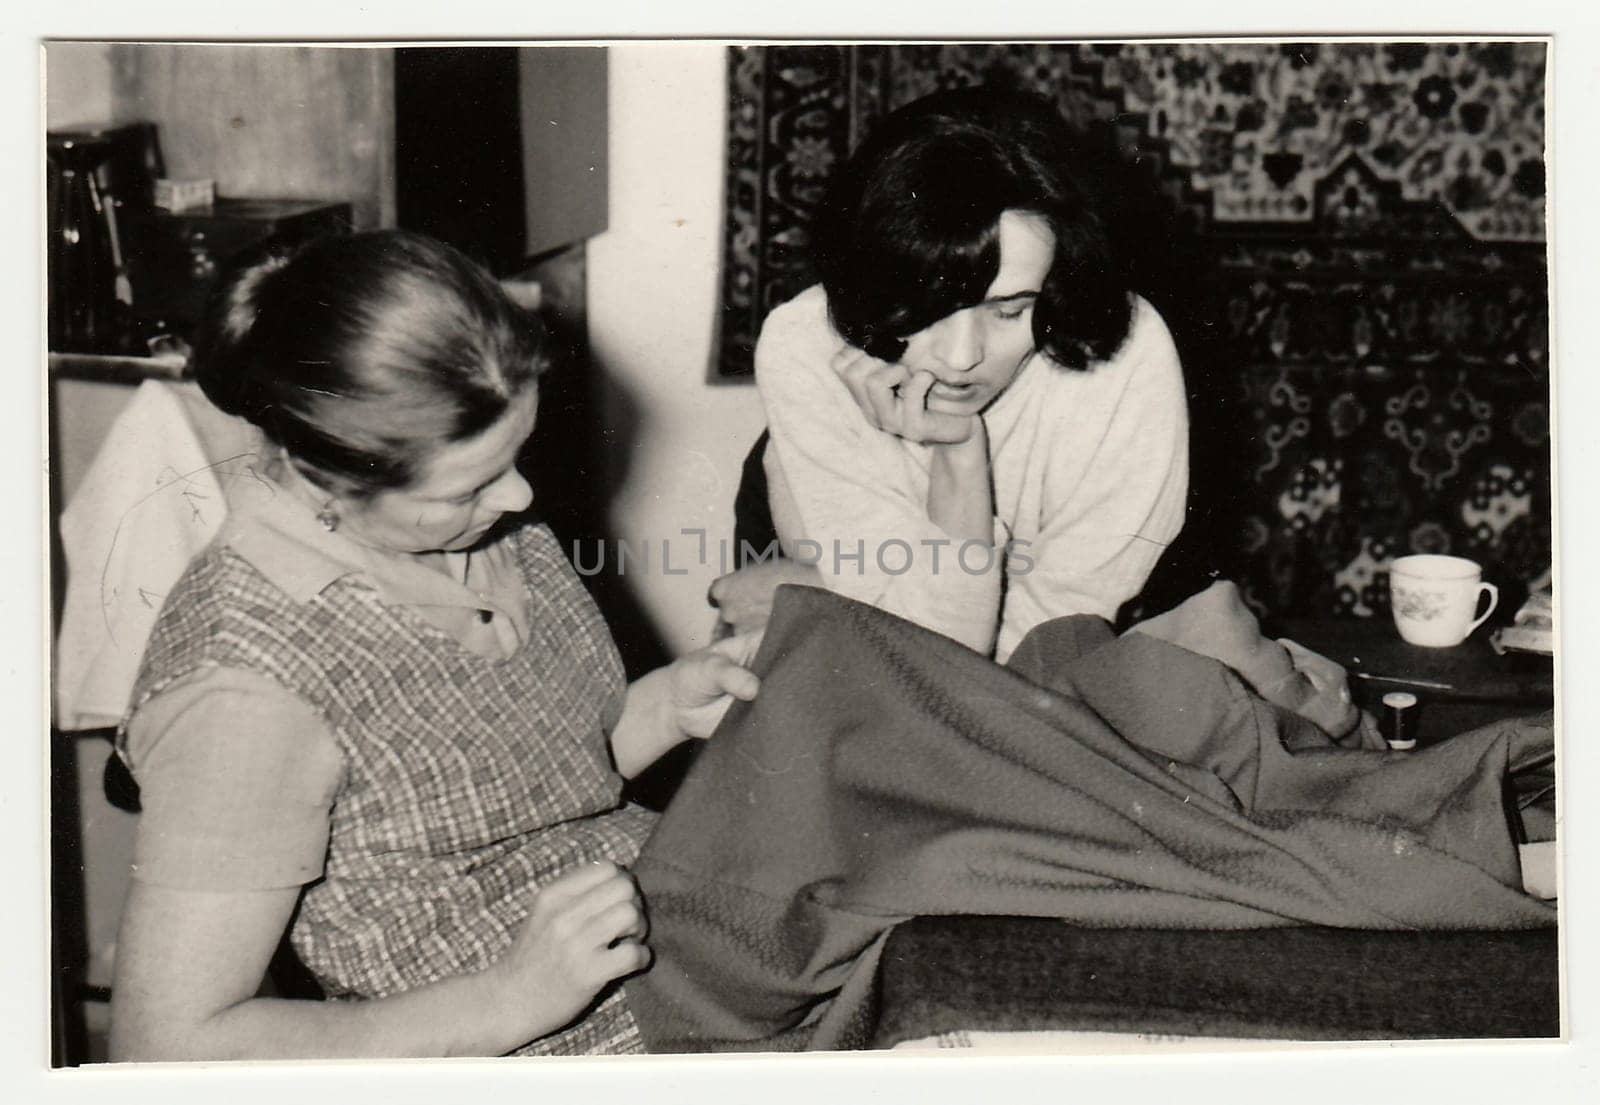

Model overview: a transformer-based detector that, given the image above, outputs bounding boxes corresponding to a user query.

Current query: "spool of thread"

[1381,691,1419,750]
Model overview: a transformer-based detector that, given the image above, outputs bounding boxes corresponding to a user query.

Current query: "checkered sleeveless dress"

[123,523,657,1056]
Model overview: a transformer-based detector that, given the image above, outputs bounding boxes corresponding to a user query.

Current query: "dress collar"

[219,464,362,604]
[218,461,513,618]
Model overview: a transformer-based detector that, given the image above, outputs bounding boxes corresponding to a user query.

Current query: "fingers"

[706,571,730,609]
[903,372,978,443]
[721,659,762,701]
[497,861,654,1034]
[562,876,652,986]
[919,411,979,444]
[698,652,761,702]
[831,344,889,391]
[708,563,780,613]
[685,636,762,697]
[837,356,978,444]
[718,607,767,638]
[861,362,907,431]
[834,345,909,434]
[597,938,653,980]
[591,897,650,945]
[536,858,627,907]
[708,628,765,667]
[706,576,773,636]
[669,639,764,740]
[540,864,643,934]
[575,894,649,988]
[899,368,937,416]
[905,381,975,444]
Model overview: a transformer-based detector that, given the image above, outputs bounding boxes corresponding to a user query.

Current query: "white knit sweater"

[756,284,1189,660]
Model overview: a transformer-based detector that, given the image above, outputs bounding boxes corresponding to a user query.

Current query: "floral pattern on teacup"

[1392,587,1449,621]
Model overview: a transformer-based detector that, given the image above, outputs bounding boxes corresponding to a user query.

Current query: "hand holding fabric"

[709,559,822,636]
[668,631,763,739]
[485,861,650,1054]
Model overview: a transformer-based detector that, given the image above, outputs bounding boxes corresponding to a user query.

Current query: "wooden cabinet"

[120,198,352,336]
[108,44,396,231]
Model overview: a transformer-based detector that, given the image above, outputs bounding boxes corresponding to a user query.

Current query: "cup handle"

[1467,582,1500,638]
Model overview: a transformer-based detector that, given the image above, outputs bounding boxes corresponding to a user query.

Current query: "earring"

[317,500,341,533]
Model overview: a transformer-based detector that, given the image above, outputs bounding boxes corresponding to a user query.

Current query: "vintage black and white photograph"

[31,20,1589,1098]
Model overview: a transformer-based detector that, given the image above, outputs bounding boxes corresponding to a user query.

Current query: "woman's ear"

[279,454,359,527]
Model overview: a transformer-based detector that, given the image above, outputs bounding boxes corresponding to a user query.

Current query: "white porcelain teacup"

[1389,554,1499,648]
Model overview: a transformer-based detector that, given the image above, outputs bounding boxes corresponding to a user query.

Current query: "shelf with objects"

[47,122,352,385]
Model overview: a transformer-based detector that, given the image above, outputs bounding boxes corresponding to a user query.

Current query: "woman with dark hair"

[109,230,760,1060]
[734,88,1188,660]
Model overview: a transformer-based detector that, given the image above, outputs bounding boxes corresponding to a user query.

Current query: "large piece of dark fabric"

[626,587,1554,1052]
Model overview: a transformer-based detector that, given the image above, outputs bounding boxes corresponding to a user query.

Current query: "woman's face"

[344,389,539,555]
[901,209,1056,416]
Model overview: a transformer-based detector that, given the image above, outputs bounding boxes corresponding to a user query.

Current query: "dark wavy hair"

[810,88,1134,369]
[192,229,548,501]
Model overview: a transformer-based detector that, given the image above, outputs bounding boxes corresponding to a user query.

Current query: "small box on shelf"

[152,178,215,213]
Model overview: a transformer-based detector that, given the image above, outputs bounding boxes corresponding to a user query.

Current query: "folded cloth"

[55,380,262,730]
[1492,584,1555,656]
[1127,580,1365,742]
[626,586,1554,1053]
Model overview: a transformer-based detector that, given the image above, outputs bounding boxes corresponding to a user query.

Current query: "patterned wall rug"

[718,41,1547,379]
[718,41,1550,618]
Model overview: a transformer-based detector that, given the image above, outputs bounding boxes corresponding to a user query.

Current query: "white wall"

[45,42,115,128]
[587,45,767,656]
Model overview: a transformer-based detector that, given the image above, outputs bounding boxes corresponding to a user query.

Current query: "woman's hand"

[608,634,761,777]
[483,861,650,1054]
[832,345,977,445]
[668,631,763,739]
[708,558,822,636]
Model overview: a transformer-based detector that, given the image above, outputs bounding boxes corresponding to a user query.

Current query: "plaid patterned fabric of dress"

[125,523,657,1056]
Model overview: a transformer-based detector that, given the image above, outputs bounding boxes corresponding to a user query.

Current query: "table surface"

[1273,617,1554,702]
[1270,616,1554,744]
